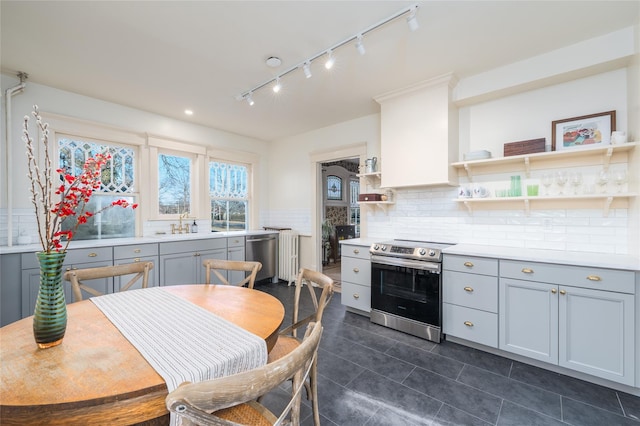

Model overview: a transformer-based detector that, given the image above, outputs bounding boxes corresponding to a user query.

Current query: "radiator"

[278,230,299,285]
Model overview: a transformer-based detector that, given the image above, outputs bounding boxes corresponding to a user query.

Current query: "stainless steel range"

[370,240,453,343]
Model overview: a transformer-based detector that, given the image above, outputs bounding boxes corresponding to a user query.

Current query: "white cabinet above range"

[375,74,459,188]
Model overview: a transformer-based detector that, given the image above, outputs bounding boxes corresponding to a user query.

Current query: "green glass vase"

[33,251,67,349]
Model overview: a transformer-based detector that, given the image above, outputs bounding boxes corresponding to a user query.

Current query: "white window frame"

[207,148,259,231]
[147,135,206,220]
[39,112,145,237]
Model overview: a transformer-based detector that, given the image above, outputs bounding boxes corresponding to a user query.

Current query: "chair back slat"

[289,268,334,339]
[63,261,154,302]
[166,322,323,426]
[202,259,262,289]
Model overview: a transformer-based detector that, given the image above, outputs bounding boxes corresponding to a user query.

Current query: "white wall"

[267,71,638,256]
[0,77,270,245]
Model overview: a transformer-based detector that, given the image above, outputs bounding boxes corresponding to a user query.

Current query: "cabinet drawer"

[114,243,158,260]
[160,238,226,255]
[443,271,498,313]
[21,247,113,269]
[443,303,498,348]
[341,282,371,313]
[341,257,371,285]
[227,236,245,248]
[444,255,498,276]
[341,244,370,260]
[500,260,635,294]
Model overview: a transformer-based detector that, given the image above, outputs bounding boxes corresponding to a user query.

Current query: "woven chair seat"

[267,336,301,364]
[215,400,276,425]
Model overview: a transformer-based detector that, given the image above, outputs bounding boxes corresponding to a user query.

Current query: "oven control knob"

[428,249,436,257]
[373,244,379,250]
[418,248,426,256]
[381,245,387,251]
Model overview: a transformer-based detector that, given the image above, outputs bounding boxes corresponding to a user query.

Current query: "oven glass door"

[371,262,441,326]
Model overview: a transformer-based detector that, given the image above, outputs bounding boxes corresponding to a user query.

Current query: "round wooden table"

[0,285,285,425]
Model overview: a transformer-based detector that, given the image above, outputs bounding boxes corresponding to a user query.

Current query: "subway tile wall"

[364,186,630,255]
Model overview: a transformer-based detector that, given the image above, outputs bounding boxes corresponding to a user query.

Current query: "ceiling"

[2,1,638,142]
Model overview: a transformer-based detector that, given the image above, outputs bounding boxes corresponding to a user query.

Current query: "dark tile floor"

[256,281,640,426]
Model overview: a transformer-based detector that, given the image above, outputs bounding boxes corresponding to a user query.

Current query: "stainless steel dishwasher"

[245,233,278,283]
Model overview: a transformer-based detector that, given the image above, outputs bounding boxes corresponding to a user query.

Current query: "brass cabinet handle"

[194,252,201,257]
[353,268,359,273]
[464,321,474,327]
[551,288,557,294]
[560,290,566,295]
[463,286,474,293]
[134,249,141,253]
[354,249,360,254]
[463,262,474,268]
[88,252,97,257]
[133,258,141,262]
[521,268,534,274]
[353,294,359,299]
[587,275,602,281]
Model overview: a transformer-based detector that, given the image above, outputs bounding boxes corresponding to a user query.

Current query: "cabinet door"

[113,256,159,290]
[1,254,22,326]
[198,248,227,284]
[160,252,198,286]
[227,246,245,285]
[559,286,635,385]
[499,278,558,363]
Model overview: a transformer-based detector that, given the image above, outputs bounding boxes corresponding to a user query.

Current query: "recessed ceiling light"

[184,109,193,115]
[266,56,282,68]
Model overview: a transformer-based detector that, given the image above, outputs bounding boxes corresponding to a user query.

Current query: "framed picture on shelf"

[551,110,616,151]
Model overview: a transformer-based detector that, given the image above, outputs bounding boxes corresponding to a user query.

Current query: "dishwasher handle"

[246,236,277,243]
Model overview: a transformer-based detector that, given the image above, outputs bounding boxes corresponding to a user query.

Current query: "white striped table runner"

[91,287,267,425]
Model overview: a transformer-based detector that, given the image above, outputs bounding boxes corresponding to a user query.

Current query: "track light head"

[407,5,419,31]
[303,62,312,79]
[246,92,255,106]
[273,77,282,93]
[355,35,366,56]
[324,50,335,70]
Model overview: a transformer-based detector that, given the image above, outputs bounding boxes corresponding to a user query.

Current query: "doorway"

[320,158,360,291]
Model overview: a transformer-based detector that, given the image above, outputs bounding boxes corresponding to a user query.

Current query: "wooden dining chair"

[202,259,262,288]
[63,261,154,302]
[166,321,323,426]
[267,268,334,426]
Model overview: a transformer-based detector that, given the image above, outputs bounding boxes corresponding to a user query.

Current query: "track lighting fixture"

[407,5,419,32]
[355,35,366,55]
[236,3,419,105]
[324,50,335,69]
[272,77,282,93]
[303,62,312,79]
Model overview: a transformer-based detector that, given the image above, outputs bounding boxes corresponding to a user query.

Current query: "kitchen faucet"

[171,212,190,234]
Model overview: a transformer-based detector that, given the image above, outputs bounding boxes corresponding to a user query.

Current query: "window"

[57,137,137,240]
[326,175,342,200]
[210,161,249,232]
[158,153,191,215]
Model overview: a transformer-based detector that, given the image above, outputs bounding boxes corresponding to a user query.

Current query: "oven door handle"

[371,255,441,272]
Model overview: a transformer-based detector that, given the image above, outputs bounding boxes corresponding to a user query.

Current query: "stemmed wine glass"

[614,170,627,193]
[542,173,553,196]
[569,172,583,195]
[555,171,568,195]
[596,170,609,193]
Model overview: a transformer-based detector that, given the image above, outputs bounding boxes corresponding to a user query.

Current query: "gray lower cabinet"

[443,255,499,348]
[21,247,113,312]
[340,243,371,313]
[159,238,227,285]
[499,260,635,386]
[1,253,22,326]
[113,243,159,290]
[227,237,245,285]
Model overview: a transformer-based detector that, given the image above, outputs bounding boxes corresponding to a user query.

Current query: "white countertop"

[444,244,640,272]
[338,238,378,247]
[0,230,277,255]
